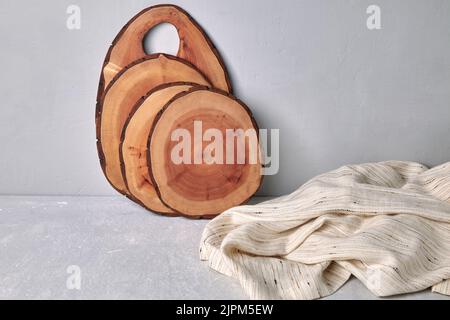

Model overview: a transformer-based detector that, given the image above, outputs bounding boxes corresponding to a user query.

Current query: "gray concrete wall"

[1,0,449,196]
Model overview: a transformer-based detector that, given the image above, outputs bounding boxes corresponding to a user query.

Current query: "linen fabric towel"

[200,161,450,299]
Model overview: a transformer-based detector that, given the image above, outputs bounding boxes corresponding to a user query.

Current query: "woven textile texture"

[200,161,450,299]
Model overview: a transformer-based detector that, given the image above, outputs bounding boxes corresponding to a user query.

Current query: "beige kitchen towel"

[200,161,450,299]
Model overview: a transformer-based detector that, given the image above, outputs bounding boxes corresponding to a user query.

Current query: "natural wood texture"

[97,4,231,100]
[120,83,197,215]
[97,55,210,195]
[95,5,261,218]
[148,88,263,218]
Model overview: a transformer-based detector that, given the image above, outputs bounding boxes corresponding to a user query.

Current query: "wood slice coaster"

[96,55,210,195]
[148,88,263,218]
[120,83,199,215]
[97,4,231,100]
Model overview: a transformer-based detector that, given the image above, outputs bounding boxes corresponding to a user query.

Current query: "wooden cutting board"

[95,5,262,218]
[148,87,263,218]
[96,55,210,195]
[120,82,199,215]
[97,4,232,101]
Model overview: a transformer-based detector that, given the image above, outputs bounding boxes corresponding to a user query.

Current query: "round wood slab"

[96,54,211,195]
[120,82,199,215]
[148,87,263,218]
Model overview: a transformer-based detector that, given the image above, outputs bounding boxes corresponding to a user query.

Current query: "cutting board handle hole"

[143,23,180,56]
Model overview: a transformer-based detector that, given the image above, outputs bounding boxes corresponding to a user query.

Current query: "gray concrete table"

[0,196,448,300]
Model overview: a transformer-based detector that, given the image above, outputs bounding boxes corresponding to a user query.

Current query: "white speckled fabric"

[200,161,450,300]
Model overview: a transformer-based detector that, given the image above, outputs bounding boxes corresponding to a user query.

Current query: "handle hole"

[143,23,180,56]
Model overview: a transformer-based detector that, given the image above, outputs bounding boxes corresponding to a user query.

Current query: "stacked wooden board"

[96,5,262,218]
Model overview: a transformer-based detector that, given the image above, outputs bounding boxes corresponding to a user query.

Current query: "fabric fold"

[200,161,450,299]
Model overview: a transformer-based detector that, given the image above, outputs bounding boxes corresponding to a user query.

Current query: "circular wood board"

[148,87,263,218]
[96,54,211,195]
